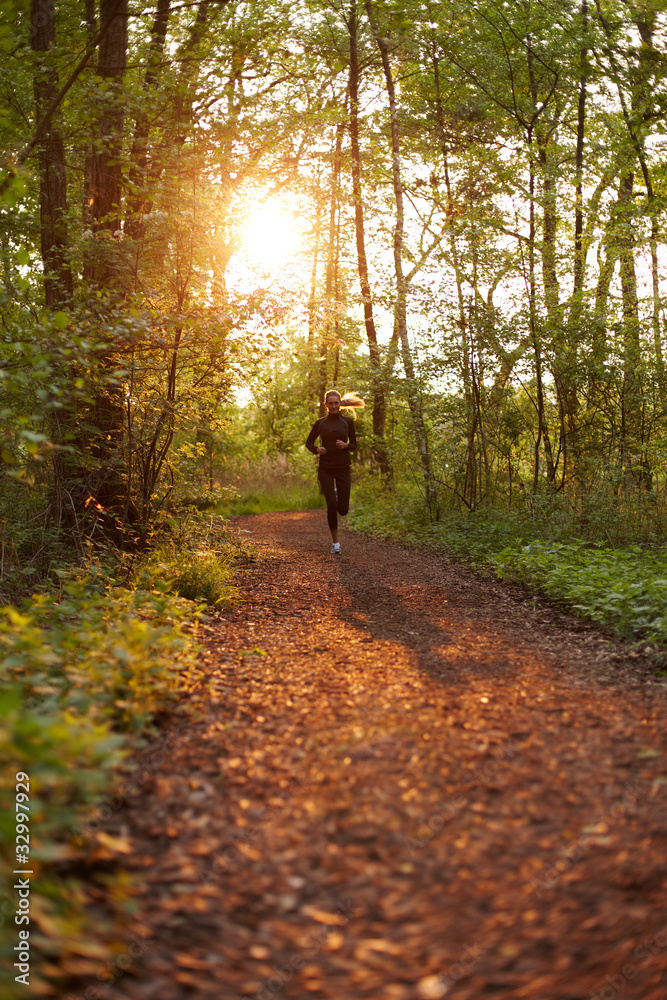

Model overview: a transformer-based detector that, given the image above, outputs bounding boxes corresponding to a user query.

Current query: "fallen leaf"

[301,905,348,925]
[95,831,134,854]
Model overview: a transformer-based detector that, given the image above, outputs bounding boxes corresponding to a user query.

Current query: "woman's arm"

[346,417,357,453]
[305,419,322,454]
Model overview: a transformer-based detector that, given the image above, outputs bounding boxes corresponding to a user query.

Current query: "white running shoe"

[331,542,341,555]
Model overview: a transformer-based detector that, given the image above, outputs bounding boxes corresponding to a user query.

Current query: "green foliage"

[493,542,667,649]
[135,510,239,605]
[0,569,203,732]
[140,546,233,605]
[167,549,233,603]
[0,516,235,993]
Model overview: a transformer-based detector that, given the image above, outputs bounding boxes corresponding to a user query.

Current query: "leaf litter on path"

[58,511,667,1000]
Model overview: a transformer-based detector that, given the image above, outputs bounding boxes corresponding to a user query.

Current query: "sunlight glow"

[242,201,300,274]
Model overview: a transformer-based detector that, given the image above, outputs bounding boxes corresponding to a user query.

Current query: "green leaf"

[53,311,69,330]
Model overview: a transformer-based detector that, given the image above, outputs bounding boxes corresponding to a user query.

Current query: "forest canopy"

[2,0,667,563]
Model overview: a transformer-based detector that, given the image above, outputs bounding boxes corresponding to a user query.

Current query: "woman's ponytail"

[339,391,365,409]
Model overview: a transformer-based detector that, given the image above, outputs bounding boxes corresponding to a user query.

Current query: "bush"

[0,512,241,995]
[136,511,238,605]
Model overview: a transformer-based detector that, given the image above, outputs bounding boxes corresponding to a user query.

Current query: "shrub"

[136,511,238,606]
[0,538,217,995]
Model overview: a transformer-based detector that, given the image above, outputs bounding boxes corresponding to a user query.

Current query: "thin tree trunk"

[308,198,322,354]
[332,201,343,387]
[527,33,560,325]
[527,35,570,488]
[305,178,323,412]
[142,0,209,229]
[571,0,588,321]
[347,0,389,476]
[593,219,616,356]
[649,229,664,381]
[431,46,474,489]
[526,149,555,492]
[595,0,664,438]
[616,170,645,486]
[317,126,345,413]
[365,0,435,506]
[31,0,74,535]
[84,0,96,34]
[173,0,209,146]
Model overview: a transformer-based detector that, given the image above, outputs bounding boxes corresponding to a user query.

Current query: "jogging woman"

[305,390,364,554]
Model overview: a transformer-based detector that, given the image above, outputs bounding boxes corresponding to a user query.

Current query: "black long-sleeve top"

[305,414,357,470]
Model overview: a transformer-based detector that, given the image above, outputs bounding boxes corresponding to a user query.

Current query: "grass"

[215,485,325,517]
[207,452,326,517]
[349,484,667,659]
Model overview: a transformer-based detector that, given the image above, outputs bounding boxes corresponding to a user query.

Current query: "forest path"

[70,511,667,1000]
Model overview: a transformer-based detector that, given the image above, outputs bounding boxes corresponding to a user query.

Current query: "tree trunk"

[125,0,171,241]
[84,0,130,514]
[571,0,588,323]
[595,0,661,479]
[84,0,96,35]
[366,0,435,507]
[86,0,128,283]
[173,0,209,144]
[431,46,475,502]
[82,0,97,227]
[305,177,323,412]
[347,0,389,476]
[526,148,555,493]
[30,0,72,308]
[592,220,616,363]
[316,126,345,414]
[141,0,209,227]
[616,170,646,486]
[625,8,664,385]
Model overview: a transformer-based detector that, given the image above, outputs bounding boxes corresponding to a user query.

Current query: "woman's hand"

[335,439,348,449]
[316,446,327,454]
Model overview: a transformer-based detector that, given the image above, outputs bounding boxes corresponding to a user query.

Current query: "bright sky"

[226,196,311,405]
[227,197,309,293]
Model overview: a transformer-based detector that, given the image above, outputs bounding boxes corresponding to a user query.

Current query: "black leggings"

[318,468,351,531]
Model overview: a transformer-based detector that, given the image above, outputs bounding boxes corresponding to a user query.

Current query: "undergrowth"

[215,485,325,517]
[0,512,241,996]
[349,484,667,656]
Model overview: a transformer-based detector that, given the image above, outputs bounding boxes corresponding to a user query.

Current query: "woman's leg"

[335,470,352,518]
[318,468,338,538]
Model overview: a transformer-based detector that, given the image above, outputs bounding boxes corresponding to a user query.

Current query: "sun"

[242,201,300,274]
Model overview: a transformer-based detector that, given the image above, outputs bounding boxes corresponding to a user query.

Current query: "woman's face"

[326,395,341,415]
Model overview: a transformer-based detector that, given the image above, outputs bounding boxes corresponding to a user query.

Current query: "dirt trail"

[67,511,667,1000]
